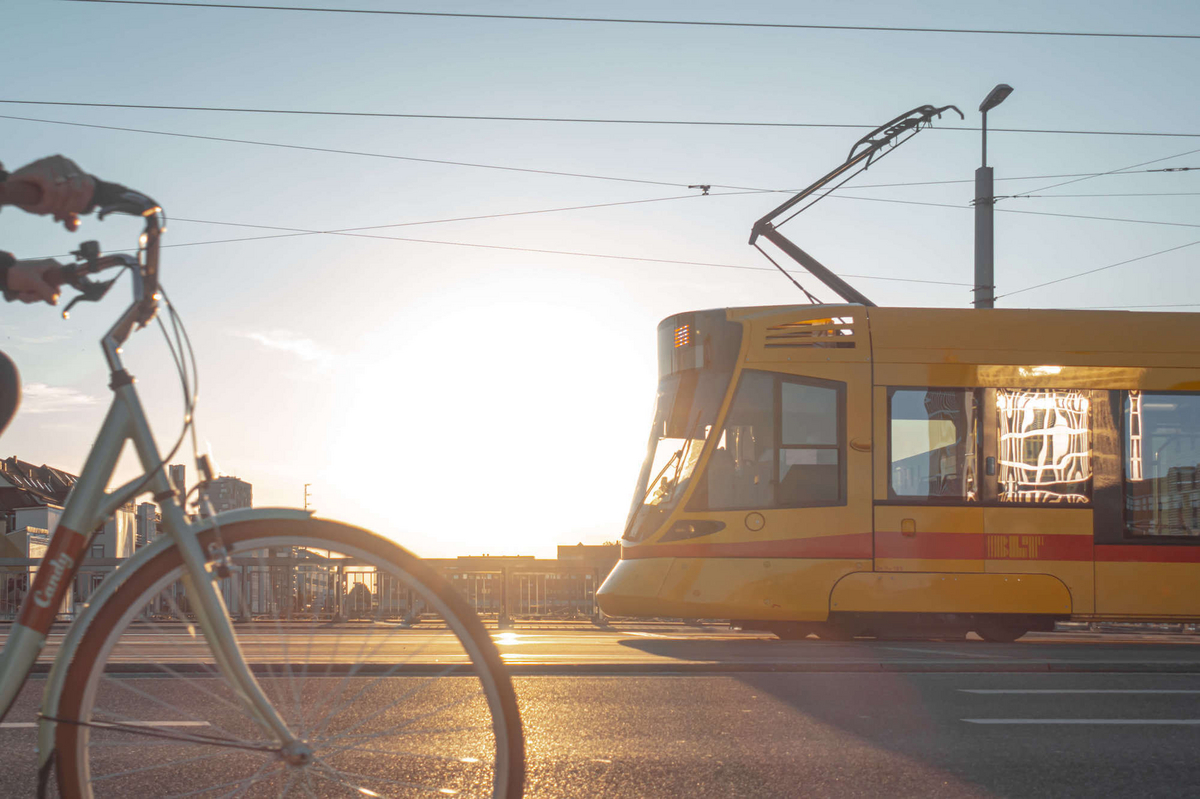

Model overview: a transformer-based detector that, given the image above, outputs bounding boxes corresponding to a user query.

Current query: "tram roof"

[712,303,1200,374]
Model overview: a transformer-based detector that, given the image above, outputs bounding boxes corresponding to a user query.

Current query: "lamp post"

[974,83,1013,309]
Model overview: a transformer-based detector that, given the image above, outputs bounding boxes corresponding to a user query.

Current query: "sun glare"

[324,286,653,558]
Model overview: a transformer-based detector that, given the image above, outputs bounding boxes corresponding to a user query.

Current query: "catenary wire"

[4,99,1200,139]
[3,113,1196,197]
[1007,147,1200,198]
[995,239,1200,300]
[827,194,1200,230]
[1000,192,1200,199]
[1077,303,1200,309]
[60,1,1200,40]
[170,191,770,233]
[0,114,696,190]
[38,227,973,287]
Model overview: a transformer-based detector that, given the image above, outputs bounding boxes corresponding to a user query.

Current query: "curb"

[22,661,1200,676]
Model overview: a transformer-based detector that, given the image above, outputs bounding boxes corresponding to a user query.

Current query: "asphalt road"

[10,623,1200,673]
[2,627,1199,797]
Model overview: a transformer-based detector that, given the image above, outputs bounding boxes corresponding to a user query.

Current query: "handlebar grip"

[43,266,68,287]
[86,179,131,213]
[0,181,43,208]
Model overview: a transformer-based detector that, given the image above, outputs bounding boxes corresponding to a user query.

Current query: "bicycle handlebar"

[0,176,158,218]
[0,173,164,339]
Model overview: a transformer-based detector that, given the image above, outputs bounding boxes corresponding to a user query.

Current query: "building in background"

[168,464,186,495]
[0,457,135,618]
[136,502,159,548]
[208,476,252,513]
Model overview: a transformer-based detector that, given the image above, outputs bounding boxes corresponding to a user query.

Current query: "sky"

[2,1,1199,557]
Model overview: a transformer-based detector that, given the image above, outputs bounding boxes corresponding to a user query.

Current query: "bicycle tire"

[53,517,524,798]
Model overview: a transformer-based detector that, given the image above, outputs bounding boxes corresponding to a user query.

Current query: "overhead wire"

[1006,147,1200,198]
[1078,303,1200,310]
[995,239,1200,300]
[10,108,1197,301]
[999,191,1200,199]
[4,99,1200,139]
[827,194,1200,231]
[37,221,974,288]
[4,113,1196,201]
[170,191,769,233]
[61,1,1200,40]
[0,113,696,190]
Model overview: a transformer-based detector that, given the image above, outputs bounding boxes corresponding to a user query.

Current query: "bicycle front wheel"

[53,518,524,798]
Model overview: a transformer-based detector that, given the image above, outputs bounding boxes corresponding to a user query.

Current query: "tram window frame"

[688,370,847,511]
[885,387,981,505]
[1116,390,1200,544]
[777,376,847,508]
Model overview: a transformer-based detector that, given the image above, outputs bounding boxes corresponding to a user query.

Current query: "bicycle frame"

[0,262,307,774]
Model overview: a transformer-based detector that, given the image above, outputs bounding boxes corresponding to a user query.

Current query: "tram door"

[877,386,985,573]
[1095,390,1200,616]
[980,388,1096,614]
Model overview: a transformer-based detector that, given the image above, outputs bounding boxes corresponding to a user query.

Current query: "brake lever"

[58,239,123,320]
[61,275,120,320]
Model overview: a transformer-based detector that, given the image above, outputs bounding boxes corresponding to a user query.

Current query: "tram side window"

[889,389,978,501]
[996,388,1092,504]
[693,371,844,510]
[778,380,843,506]
[1124,392,1200,537]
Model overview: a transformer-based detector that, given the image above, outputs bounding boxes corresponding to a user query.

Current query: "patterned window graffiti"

[1124,391,1200,537]
[996,389,1091,503]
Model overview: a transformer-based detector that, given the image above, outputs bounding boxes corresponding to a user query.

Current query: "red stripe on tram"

[622,532,873,560]
[1096,545,1200,564]
[16,526,87,633]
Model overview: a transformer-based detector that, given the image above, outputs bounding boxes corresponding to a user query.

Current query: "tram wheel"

[975,621,1029,643]
[767,622,814,640]
[811,621,857,641]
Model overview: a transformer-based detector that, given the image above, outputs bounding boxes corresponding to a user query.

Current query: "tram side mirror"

[986,456,996,476]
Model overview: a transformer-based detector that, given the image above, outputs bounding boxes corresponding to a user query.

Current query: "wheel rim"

[56,528,521,798]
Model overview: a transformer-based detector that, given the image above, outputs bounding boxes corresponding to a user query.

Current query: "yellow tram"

[596,304,1200,640]
[596,104,1200,640]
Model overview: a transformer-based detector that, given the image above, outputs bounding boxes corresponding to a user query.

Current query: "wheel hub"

[280,740,314,767]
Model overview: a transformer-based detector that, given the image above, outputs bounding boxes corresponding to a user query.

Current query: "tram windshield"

[623,310,742,542]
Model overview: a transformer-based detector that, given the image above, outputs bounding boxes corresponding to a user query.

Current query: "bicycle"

[0,178,525,797]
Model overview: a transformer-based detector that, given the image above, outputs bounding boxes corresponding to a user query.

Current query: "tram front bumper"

[598,554,862,620]
[596,557,676,617]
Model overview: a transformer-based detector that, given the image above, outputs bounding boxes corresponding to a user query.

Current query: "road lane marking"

[1,721,210,729]
[879,646,1010,659]
[963,719,1200,725]
[961,689,1200,694]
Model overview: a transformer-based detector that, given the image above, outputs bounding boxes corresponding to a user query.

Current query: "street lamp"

[974,83,1013,309]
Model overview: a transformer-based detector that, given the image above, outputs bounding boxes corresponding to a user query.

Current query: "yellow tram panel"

[828,572,1073,615]
[874,505,985,574]
[1095,562,1200,618]
[982,508,1094,614]
[602,557,864,621]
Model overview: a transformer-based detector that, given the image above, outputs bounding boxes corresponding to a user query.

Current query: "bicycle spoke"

[308,660,460,745]
[164,761,283,799]
[90,749,240,783]
[319,684,477,752]
[312,757,459,795]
